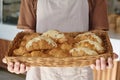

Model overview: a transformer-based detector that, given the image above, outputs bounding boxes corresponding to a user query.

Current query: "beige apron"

[36,0,89,32]
[26,0,93,80]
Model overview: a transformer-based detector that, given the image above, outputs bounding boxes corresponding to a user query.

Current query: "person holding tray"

[2,0,117,80]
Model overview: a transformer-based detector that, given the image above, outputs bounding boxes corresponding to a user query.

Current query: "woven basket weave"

[5,30,113,67]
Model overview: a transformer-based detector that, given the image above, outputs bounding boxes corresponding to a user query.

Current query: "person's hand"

[90,53,118,70]
[2,29,33,74]
[2,58,30,74]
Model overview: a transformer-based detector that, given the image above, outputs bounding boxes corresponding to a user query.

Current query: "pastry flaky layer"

[7,30,113,58]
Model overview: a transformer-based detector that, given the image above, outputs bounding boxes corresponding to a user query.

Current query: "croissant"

[48,48,71,58]
[75,39,104,53]
[31,51,51,57]
[42,30,67,43]
[25,36,57,51]
[13,47,28,56]
[70,47,98,57]
[75,32,102,44]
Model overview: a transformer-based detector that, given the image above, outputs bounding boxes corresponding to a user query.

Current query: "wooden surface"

[93,61,120,80]
[0,39,11,69]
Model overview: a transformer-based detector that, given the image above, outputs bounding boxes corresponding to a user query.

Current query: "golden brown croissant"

[42,30,67,43]
[48,48,71,58]
[25,36,57,51]
[70,47,98,57]
[31,51,51,57]
[75,32,102,44]
[13,47,28,56]
[75,39,104,53]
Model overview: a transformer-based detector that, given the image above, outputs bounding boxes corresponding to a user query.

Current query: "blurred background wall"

[2,0,20,25]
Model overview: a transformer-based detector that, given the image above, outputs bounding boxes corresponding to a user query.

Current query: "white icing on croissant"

[75,32,102,44]
[42,30,66,40]
[76,39,104,52]
[70,47,98,56]
[26,36,57,49]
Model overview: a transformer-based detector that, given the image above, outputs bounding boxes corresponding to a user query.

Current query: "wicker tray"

[5,30,113,67]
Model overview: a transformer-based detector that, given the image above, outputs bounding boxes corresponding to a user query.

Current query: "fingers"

[90,57,113,70]
[100,57,106,70]
[3,58,29,74]
[14,62,20,74]
[2,58,7,63]
[96,59,101,70]
[7,62,28,74]
[20,64,26,74]
[7,62,14,73]
[107,57,113,69]
[95,58,106,70]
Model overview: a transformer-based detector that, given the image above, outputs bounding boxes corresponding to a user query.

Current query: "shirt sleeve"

[89,0,109,31]
[17,0,37,31]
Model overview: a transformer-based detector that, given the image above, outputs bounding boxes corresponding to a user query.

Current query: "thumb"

[2,58,7,64]
[113,53,118,59]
